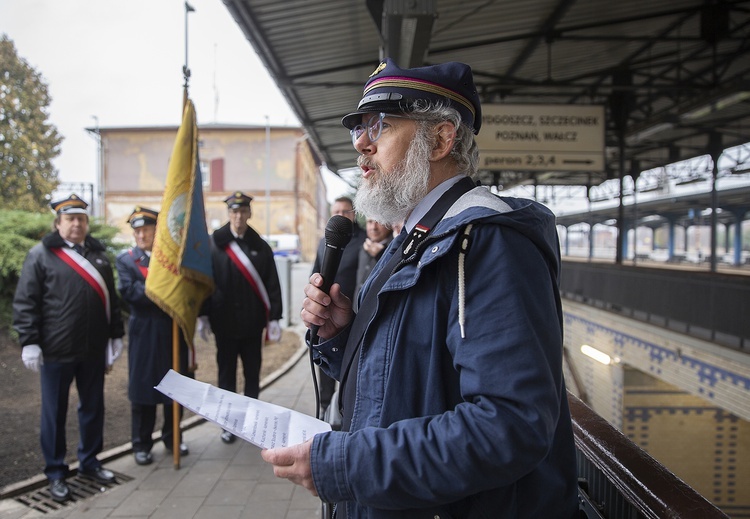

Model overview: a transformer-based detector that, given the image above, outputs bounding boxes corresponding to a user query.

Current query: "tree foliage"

[0,34,63,211]
[0,208,129,334]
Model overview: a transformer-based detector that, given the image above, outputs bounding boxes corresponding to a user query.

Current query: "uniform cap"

[127,206,159,228]
[342,58,482,134]
[223,191,253,209]
[50,194,89,215]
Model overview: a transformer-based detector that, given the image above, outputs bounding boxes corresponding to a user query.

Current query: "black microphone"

[310,215,353,343]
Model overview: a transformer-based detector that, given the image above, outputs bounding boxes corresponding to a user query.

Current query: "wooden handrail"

[569,393,729,519]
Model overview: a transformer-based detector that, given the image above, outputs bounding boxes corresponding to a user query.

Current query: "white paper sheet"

[155,369,331,449]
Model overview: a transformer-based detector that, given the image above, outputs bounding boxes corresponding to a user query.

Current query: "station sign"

[475,104,605,172]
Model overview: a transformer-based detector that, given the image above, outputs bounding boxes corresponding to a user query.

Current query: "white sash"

[226,241,271,313]
[57,247,111,323]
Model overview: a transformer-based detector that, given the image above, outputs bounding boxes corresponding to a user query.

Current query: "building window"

[210,158,224,192]
[200,160,211,190]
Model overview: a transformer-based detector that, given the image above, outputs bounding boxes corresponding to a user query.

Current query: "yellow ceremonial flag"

[146,99,214,368]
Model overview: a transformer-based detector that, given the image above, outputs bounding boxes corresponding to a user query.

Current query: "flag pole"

[183,2,194,94]
[172,0,195,471]
[172,320,181,469]
[147,95,212,473]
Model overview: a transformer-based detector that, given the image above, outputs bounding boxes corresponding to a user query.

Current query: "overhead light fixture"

[681,91,750,122]
[581,345,611,365]
[636,215,664,226]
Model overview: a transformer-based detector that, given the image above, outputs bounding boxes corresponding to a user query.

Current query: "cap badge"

[370,62,386,77]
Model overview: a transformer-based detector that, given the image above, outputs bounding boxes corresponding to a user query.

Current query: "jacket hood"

[434,186,560,270]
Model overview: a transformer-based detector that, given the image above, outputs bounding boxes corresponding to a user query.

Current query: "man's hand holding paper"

[155,370,331,449]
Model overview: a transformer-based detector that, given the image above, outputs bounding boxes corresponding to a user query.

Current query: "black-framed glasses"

[350,112,409,147]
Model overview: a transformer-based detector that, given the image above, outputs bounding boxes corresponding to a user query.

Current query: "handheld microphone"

[310,215,353,342]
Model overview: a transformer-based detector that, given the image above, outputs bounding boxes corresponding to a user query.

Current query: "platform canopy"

[223,0,750,189]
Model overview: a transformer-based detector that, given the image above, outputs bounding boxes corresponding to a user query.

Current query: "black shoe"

[48,479,70,502]
[165,442,189,456]
[79,466,116,484]
[220,431,235,444]
[134,451,153,465]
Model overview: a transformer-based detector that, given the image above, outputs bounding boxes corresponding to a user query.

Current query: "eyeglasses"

[350,112,409,147]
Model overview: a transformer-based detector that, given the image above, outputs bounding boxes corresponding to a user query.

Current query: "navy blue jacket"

[311,187,578,519]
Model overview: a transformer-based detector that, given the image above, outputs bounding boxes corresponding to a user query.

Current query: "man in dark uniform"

[115,207,190,466]
[200,192,283,443]
[311,196,366,414]
[13,194,124,502]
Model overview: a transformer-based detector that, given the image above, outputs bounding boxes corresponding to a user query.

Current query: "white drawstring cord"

[458,224,473,339]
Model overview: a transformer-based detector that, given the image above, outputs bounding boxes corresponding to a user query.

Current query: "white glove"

[107,338,124,367]
[197,316,212,342]
[267,320,282,342]
[21,345,43,372]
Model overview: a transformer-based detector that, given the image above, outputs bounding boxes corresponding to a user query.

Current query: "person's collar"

[144,250,152,257]
[229,223,249,240]
[62,238,82,248]
[404,174,466,233]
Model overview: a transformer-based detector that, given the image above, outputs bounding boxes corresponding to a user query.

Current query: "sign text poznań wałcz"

[475,104,605,172]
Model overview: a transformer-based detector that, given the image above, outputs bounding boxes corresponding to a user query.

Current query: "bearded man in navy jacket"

[262,60,579,519]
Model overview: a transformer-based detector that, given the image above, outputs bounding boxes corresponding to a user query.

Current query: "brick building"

[96,123,328,262]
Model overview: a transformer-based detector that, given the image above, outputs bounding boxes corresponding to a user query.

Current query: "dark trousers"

[131,402,183,453]
[39,356,105,480]
[215,333,262,398]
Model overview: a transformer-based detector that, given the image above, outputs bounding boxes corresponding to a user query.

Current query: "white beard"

[354,131,432,225]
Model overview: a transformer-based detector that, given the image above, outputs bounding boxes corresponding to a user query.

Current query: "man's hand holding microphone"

[302,214,354,344]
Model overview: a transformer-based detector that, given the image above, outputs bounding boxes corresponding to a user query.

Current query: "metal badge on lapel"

[402,224,430,259]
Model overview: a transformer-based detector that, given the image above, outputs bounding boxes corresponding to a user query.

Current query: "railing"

[570,393,728,518]
[560,260,750,350]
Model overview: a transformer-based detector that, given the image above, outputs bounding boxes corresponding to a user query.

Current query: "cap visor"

[342,110,373,130]
[341,102,410,129]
